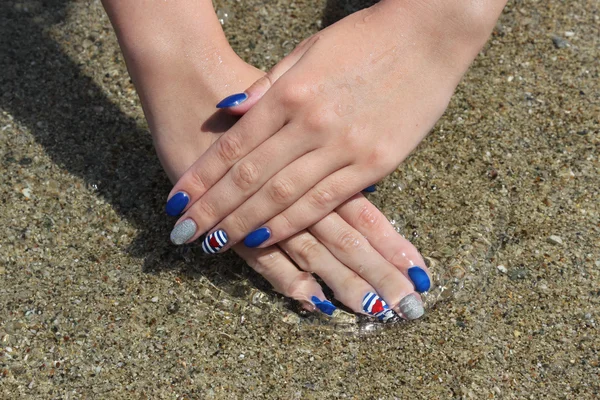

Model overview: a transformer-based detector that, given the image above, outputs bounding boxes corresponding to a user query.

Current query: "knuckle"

[189,168,207,192]
[334,229,363,253]
[228,213,251,236]
[303,108,336,132]
[248,250,280,276]
[216,134,243,163]
[231,160,261,190]
[374,270,398,294]
[279,82,311,109]
[337,272,365,301]
[367,145,396,171]
[276,212,294,234]
[389,247,409,268]
[356,204,383,231]
[194,200,218,221]
[342,134,365,155]
[294,236,323,268]
[286,272,317,300]
[268,178,295,204]
[308,187,334,210]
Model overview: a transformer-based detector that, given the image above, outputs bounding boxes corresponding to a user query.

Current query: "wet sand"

[1,0,599,398]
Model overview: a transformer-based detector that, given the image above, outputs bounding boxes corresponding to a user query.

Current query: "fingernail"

[362,185,377,193]
[362,292,399,323]
[311,296,337,316]
[216,93,248,108]
[170,219,197,245]
[165,192,190,216]
[408,266,431,292]
[243,227,271,248]
[202,229,228,254]
[398,293,424,320]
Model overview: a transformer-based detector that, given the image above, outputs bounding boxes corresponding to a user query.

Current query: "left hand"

[166,0,498,252]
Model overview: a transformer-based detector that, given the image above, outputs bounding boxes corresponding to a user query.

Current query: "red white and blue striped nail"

[362,292,399,323]
[202,230,228,254]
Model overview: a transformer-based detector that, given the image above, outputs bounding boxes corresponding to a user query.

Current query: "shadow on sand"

[0,0,376,300]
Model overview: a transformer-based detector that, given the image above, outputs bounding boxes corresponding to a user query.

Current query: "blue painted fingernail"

[243,227,271,248]
[311,296,337,316]
[165,192,190,216]
[362,185,377,193]
[408,266,431,293]
[216,93,248,108]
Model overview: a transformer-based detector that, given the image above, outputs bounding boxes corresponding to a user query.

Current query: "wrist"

[378,0,507,55]
[101,0,233,74]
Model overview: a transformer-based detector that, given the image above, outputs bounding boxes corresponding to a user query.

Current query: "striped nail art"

[362,292,398,323]
[202,230,228,254]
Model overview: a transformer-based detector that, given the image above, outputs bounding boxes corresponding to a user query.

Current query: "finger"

[166,94,288,216]
[336,194,432,293]
[202,148,349,253]
[171,126,320,245]
[216,35,323,115]
[279,231,400,322]
[233,243,331,315]
[248,165,375,248]
[309,213,424,320]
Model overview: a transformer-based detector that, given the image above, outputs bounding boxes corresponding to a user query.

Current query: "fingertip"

[165,191,190,216]
[311,296,337,316]
[216,92,248,109]
[362,184,377,193]
[243,227,271,248]
[407,266,431,293]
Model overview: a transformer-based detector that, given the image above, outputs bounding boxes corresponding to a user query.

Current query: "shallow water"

[1,0,599,398]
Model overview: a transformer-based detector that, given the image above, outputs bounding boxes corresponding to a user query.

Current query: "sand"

[0,0,599,398]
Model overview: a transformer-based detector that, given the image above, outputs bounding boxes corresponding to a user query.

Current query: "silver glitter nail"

[398,293,424,320]
[170,219,197,245]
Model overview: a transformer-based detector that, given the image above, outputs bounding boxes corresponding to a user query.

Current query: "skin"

[168,0,509,252]
[101,0,431,319]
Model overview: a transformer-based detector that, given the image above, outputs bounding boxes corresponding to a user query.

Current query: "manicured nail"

[362,292,399,323]
[408,266,431,293]
[216,93,248,108]
[170,219,197,245]
[165,192,190,216]
[398,293,424,320]
[243,227,271,248]
[202,229,228,254]
[362,185,377,193]
[311,296,337,316]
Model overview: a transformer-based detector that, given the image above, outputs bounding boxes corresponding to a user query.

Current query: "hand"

[166,0,496,252]
[103,0,433,321]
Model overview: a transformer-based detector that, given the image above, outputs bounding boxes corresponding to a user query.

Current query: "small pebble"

[151,297,159,303]
[552,35,570,49]
[167,302,179,314]
[547,235,564,245]
[508,268,528,281]
[497,265,507,274]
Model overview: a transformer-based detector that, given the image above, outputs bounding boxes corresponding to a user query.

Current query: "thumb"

[216,35,321,115]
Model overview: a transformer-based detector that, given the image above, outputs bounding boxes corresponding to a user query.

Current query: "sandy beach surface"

[1,0,599,398]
